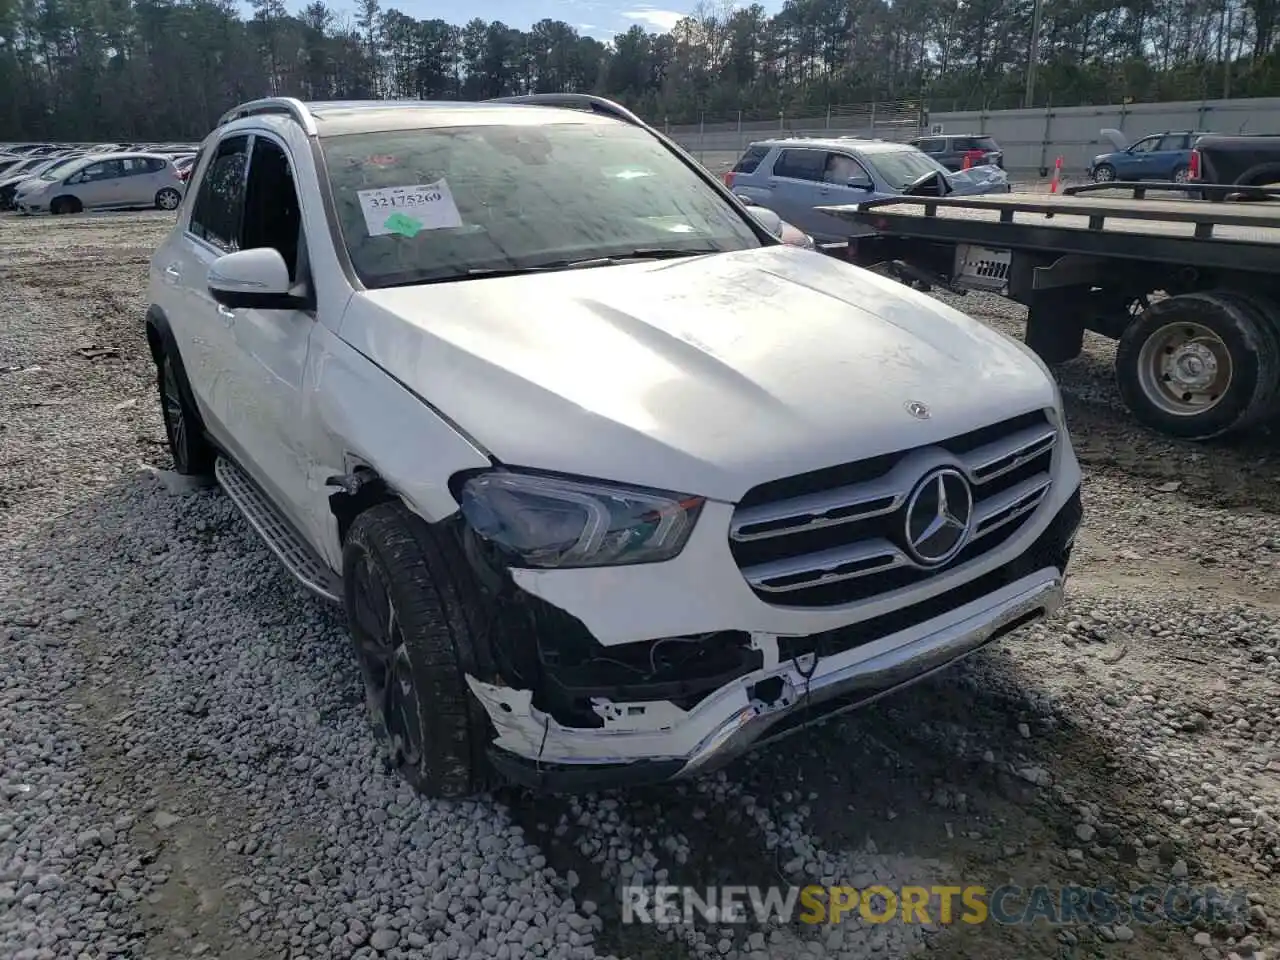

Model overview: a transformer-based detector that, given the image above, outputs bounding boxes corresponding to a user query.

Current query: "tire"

[154,335,215,475]
[342,502,496,799]
[1115,291,1280,440]
[1210,291,1280,422]
[50,196,82,215]
[1091,164,1116,183]
[1172,165,1190,184]
[155,188,182,211]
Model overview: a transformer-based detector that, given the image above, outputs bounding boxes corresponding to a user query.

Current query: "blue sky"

[329,0,786,42]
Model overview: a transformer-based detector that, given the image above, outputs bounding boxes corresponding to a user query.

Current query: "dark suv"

[909,134,1004,171]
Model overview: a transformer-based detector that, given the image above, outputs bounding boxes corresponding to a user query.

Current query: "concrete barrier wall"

[667,96,1280,176]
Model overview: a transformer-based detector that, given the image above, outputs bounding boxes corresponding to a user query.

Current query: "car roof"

[223,99,620,137]
[749,137,920,154]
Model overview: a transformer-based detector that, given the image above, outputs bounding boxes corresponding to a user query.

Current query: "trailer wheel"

[1115,291,1280,440]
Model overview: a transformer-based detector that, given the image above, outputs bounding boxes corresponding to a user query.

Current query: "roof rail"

[217,97,317,136]
[484,94,645,129]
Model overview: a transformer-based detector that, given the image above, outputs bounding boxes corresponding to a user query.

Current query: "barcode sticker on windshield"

[357,179,463,237]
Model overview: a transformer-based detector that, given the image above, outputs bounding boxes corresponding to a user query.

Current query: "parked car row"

[0,141,198,213]
[1084,128,1280,197]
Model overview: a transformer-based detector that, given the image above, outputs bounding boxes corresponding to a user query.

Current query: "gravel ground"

[2,209,1280,960]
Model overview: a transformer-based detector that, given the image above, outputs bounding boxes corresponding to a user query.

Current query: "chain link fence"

[657,99,927,174]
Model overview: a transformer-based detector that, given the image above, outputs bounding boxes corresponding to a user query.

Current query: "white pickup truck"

[145,94,1082,797]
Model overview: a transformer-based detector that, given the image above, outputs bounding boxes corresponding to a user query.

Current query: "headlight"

[458,471,704,568]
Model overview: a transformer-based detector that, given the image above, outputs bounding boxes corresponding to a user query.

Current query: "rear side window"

[773,149,827,181]
[915,138,943,153]
[732,145,770,174]
[189,135,249,252]
[953,136,998,152]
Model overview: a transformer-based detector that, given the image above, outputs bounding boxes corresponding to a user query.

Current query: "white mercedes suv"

[145,95,1082,797]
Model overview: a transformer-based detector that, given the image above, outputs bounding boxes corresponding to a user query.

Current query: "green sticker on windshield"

[383,212,423,237]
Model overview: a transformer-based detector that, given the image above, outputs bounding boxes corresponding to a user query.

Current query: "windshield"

[319,120,762,289]
[863,148,947,190]
[40,157,87,181]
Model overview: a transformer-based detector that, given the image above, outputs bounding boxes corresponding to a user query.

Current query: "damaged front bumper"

[469,565,1064,791]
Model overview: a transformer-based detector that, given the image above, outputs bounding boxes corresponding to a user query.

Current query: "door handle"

[217,305,236,325]
[163,263,181,282]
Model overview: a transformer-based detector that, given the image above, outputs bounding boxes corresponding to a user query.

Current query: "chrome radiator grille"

[729,410,1057,607]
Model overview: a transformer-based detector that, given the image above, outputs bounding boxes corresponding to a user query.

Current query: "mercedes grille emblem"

[903,467,974,566]
[904,400,931,420]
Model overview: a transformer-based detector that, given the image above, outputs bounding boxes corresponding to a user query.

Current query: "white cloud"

[622,6,686,30]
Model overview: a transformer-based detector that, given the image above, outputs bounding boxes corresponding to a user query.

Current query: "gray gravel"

[2,210,1279,960]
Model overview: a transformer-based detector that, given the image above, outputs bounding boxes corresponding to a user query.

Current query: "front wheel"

[342,503,497,799]
[50,196,82,215]
[1115,291,1280,440]
[1091,164,1116,183]
[155,188,182,211]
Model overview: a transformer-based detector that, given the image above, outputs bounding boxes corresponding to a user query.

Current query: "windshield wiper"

[461,248,722,276]
[375,249,725,289]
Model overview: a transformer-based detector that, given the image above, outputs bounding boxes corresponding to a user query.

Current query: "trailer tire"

[1210,291,1280,423]
[1115,291,1280,440]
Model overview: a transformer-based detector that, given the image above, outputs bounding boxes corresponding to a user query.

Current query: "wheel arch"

[1236,161,1280,187]
[49,194,82,213]
[327,460,400,547]
[144,304,171,364]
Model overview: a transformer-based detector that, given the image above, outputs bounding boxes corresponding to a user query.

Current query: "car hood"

[13,178,48,195]
[1100,128,1130,152]
[343,246,1056,503]
[944,165,1009,194]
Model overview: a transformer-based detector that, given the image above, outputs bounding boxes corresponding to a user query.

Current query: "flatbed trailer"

[820,190,1280,441]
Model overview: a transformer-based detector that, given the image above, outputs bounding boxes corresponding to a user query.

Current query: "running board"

[214,457,342,604]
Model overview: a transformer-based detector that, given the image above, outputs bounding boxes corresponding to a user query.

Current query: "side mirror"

[208,248,305,310]
[743,204,784,238]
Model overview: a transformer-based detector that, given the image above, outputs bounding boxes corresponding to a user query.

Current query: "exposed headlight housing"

[458,471,704,568]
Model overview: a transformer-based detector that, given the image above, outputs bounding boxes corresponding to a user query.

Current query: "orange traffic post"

[1049,156,1063,193]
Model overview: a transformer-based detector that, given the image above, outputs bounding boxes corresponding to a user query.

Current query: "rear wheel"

[1172,165,1190,183]
[1115,291,1280,440]
[342,502,497,799]
[155,338,216,475]
[155,188,182,211]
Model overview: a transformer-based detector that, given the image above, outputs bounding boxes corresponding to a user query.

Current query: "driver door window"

[189,136,249,253]
[240,136,304,284]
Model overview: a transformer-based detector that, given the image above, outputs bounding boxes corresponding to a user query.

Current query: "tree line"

[2,0,1279,142]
